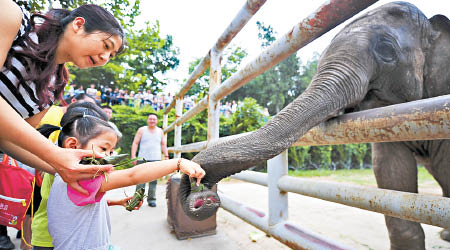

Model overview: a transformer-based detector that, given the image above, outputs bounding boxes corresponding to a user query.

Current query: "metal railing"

[162,0,450,249]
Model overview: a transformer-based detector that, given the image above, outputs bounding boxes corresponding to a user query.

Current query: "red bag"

[0,155,35,230]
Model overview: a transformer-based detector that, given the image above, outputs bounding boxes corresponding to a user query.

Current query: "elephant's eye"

[375,36,398,63]
[375,42,397,62]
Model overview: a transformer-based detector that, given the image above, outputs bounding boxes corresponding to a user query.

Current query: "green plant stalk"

[126,187,146,212]
[80,154,142,169]
[190,181,206,193]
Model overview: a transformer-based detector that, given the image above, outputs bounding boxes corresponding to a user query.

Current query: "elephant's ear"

[422,15,444,51]
[429,15,450,39]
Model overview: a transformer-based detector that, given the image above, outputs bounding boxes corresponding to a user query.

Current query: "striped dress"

[0,1,54,119]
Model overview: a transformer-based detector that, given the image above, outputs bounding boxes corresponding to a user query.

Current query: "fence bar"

[219,192,353,250]
[213,0,267,52]
[210,0,378,102]
[163,113,168,150]
[233,170,450,228]
[293,94,450,146]
[168,131,253,152]
[278,176,450,229]
[231,170,268,186]
[174,97,183,158]
[168,141,206,154]
[164,55,210,114]
[268,151,288,226]
[164,0,267,114]
[164,98,208,134]
[207,48,221,141]
[168,96,449,153]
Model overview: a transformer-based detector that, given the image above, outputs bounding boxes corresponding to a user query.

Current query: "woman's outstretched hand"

[178,158,205,186]
[49,147,113,195]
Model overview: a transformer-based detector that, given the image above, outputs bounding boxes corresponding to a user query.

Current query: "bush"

[111,105,176,155]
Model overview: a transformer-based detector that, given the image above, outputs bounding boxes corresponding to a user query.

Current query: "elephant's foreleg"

[372,142,425,250]
[422,140,450,242]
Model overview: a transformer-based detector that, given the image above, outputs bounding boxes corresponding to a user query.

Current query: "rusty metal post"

[174,97,183,158]
[267,150,289,227]
[207,49,221,142]
[163,113,168,152]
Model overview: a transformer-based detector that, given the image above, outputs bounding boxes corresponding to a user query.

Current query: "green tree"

[185,46,248,97]
[29,0,141,30]
[227,21,301,115]
[69,21,179,92]
[111,105,176,155]
[286,52,319,104]
[227,97,267,135]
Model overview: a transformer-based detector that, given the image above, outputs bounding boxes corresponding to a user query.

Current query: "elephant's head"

[179,2,446,220]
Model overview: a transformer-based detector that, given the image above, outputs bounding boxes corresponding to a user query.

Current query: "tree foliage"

[226,21,301,114]
[110,105,176,155]
[29,0,141,30]
[69,21,179,91]
[185,46,248,97]
[226,97,266,135]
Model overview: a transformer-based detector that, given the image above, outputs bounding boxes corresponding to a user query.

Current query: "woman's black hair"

[38,102,115,147]
[4,4,125,108]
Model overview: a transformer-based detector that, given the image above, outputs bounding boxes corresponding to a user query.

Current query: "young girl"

[38,108,205,250]
[32,101,109,250]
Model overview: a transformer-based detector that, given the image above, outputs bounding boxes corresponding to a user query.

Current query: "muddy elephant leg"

[372,142,425,250]
[422,140,450,242]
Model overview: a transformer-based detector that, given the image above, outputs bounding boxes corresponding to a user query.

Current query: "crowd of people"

[66,84,179,111]
[66,84,246,117]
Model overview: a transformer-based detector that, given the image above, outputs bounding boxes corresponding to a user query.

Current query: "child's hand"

[107,197,143,210]
[178,158,205,186]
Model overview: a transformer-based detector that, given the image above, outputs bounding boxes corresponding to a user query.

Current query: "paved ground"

[7,179,450,250]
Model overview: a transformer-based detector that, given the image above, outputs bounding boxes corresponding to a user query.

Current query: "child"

[32,102,109,250]
[39,108,205,250]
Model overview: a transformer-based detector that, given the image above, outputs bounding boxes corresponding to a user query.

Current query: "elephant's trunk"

[199,52,372,183]
[180,49,374,220]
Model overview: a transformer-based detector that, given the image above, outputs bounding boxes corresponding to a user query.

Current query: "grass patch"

[289,167,439,187]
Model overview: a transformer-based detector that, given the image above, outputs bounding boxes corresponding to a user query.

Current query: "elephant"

[178,2,450,249]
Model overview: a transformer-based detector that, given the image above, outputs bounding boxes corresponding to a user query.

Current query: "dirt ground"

[7,179,450,250]
[217,179,450,250]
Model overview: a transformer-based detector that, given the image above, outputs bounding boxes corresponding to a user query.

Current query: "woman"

[0,0,124,194]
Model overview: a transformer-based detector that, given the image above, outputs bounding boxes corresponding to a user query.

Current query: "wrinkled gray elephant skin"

[178,2,450,249]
